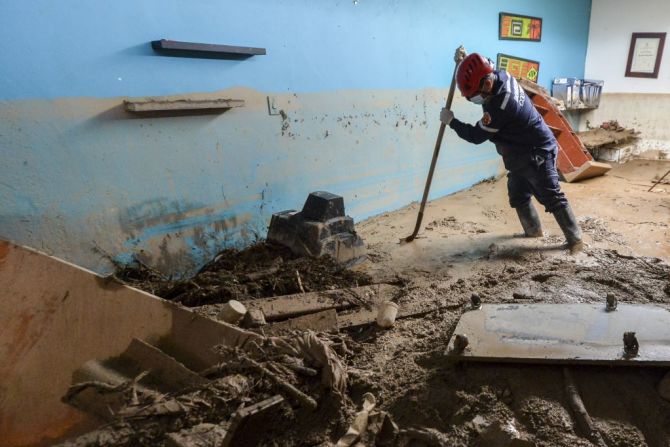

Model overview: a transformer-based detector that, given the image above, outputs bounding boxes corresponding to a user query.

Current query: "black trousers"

[505,152,568,213]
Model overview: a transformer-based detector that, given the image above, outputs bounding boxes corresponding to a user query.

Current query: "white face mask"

[469,94,485,105]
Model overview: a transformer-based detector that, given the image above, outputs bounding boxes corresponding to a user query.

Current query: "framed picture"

[499,12,542,42]
[497,54,540,83]
[625,32,666,78]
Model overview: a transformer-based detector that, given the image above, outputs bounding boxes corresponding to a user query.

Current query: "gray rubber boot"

[553,205,583,252]
[515,202,543,237]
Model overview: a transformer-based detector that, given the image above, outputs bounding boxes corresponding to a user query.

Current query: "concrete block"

[321,232,366,264]
[266,192,365,264]
[301,191,345,222]
[266,210,299,249]
[241,309,267,328]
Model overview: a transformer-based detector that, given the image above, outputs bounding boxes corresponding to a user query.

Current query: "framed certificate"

[625,32,666,78]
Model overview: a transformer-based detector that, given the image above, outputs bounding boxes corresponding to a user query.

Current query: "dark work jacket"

[449,70,557,171]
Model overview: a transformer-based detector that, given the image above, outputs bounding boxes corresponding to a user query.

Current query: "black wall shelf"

[151,39,266,60]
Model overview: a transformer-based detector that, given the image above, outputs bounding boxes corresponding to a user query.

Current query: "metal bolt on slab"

[606,293,617,311]
[470,293,482,310]
[623,331,639,358]
[452,334,469,354]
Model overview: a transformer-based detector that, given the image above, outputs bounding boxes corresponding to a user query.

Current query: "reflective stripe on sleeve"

[477,120,500,133]
[501,76,512,110]
[512,77,520,104]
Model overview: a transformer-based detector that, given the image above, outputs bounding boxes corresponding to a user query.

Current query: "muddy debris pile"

[578,120,640,154]
[60,330,352,447]
[87,244,670,447]
[58,328,447,447]
[114,242,372,307]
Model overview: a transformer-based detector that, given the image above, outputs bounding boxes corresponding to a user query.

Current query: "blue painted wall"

[0,0,592,275]
[1,0,591,98]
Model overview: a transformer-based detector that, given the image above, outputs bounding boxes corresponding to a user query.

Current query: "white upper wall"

[585,0,670,93]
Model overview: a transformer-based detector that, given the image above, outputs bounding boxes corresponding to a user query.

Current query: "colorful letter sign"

[499,12,542,42]
[497,54,540,83]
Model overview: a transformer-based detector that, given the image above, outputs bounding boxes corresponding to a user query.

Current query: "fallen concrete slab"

[447,303,670,365]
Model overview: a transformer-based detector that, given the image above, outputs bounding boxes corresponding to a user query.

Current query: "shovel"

[401,45,467,243]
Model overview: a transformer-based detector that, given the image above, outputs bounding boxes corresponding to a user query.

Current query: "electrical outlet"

[267,96,280,115]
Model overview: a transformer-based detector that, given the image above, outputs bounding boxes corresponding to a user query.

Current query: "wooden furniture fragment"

[519,79,611,182]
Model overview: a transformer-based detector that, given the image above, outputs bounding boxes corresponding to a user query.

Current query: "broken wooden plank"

[222,395,285,447]
[561,160,613,183]
[123,338,209,389]
[447,304,670,365]
[338,299,453,329]
[124,97,245,113]
[247,284,396,321]
[265,309,338,335]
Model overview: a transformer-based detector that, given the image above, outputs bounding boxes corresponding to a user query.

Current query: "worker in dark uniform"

[440,53,583,251]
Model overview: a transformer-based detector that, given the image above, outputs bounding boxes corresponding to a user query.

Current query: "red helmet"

[456,53,494,98]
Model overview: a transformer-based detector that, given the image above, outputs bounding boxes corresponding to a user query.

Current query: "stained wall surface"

[582,0,670,157]
[0,0,592,275]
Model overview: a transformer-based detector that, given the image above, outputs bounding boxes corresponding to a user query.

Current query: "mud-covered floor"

[67,160,670,447]
[343,248,670,446]
[340,159,670,446]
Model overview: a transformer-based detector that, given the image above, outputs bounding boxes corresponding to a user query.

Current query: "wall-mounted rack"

[124,96,244,113]
[151,39,266,60]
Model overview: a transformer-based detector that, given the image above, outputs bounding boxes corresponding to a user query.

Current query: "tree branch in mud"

[563,367,608,447]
